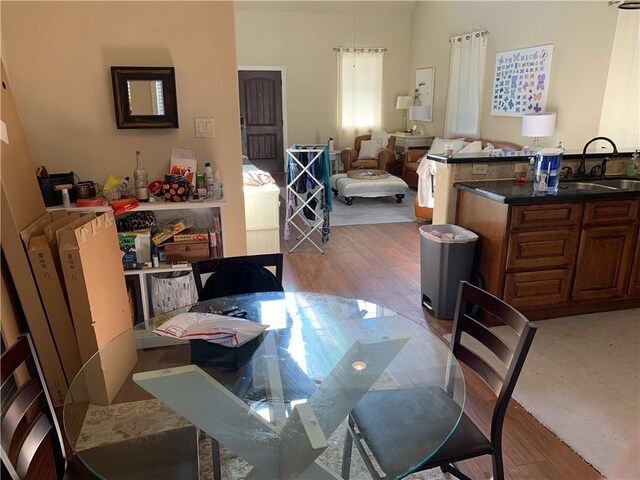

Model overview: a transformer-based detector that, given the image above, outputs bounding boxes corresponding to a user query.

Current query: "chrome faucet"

[578,136,618,175]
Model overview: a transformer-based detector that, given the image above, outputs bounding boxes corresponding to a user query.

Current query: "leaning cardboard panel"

[20,212,83,384]
[58,212,137,405]
[1,63,68,405]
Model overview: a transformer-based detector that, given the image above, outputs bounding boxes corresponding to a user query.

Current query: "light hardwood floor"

[281,220,601,480]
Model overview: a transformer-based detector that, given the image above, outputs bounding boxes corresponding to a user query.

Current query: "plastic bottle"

[212,171,223,200]
[204,162,215,195]
[328,137,335,152]
[526,157,536,182]
[196,171,207,197]
[134,150,149,201]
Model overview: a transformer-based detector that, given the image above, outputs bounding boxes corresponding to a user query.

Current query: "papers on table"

[153,312,268,347]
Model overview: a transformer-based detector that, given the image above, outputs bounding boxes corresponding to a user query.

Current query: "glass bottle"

[134,150,149,201]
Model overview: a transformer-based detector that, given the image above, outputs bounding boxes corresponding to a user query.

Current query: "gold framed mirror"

[111,66,178,129]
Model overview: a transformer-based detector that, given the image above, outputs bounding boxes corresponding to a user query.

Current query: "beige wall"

[1,1,246,255]
[234,1,413,153]
[409,1,618,151]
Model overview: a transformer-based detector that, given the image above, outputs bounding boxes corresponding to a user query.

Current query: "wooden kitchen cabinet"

[628,233,640,297]
[456,190,640,319]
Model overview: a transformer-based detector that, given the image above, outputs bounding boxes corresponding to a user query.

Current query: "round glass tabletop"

[63,292,465,479]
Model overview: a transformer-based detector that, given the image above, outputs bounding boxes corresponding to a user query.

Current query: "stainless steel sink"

[592,179,640,190]
[561,182,619,191]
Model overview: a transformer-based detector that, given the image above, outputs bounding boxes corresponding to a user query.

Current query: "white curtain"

[337,47,384,148]
[598,11,640,149]
[444,31,488,138]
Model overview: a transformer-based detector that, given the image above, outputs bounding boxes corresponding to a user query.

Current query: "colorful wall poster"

[490,44,554,117]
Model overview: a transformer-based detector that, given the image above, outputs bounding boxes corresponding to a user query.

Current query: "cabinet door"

[510,203,582,230]
[504,268,571,308]
[573,224,636,301]
[627,232,640,297]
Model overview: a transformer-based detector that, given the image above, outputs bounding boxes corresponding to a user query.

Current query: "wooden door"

[238,71,284,172]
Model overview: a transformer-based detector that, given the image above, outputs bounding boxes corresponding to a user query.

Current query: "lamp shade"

[396,96,413,109]
[522,112,556,137]
[409,105,429,121]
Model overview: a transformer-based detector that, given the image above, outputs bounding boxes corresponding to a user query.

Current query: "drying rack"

[285,145,330,253]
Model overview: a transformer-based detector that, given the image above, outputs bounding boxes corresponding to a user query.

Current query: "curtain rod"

[449,30,489,43]
[333,47,387,52]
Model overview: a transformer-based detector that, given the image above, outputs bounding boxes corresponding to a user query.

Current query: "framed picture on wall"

[414,67,435,122]
[490,44,554,116]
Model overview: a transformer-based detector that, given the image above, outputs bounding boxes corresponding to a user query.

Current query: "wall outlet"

[472,164,488,175]
[514,163,528,173]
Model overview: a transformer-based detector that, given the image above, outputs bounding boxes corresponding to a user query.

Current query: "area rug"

[453,308,639,478]
[76,396,445,480]
[280,187,418,227]
[329,187,418,227]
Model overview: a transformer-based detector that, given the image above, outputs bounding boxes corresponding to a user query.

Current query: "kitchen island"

[454,178,640,320]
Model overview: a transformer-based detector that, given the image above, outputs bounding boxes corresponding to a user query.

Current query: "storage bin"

[38,172,77,206]
[150,271,198,316]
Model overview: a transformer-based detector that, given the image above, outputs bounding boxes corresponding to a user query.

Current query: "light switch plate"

[195,117,215,138]
[472,164,488,175]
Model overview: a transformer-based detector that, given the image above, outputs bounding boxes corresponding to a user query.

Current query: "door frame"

[238,65,288,172]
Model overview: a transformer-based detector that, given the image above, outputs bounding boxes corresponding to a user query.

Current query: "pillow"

[358,140,385,159]
[370,131,390,148]
[458,140,483,153]
[428,137,468,155]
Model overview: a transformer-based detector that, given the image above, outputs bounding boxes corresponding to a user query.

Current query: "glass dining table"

[63,291,465,480]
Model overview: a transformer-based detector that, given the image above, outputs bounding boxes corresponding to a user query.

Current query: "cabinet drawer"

[583,199,638,226]
[510,203,582,230]
[506,228,578,270]
[503,269,571,309]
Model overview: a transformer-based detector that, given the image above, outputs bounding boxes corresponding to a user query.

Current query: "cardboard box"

[152,218,190,246]
[58,212,137,405]
[164,242,210,263]
[20,212,83,384]
[173,228,209,244]
[1,63,68,405]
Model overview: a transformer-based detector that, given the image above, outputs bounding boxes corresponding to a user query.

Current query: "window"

[337,47,384,147]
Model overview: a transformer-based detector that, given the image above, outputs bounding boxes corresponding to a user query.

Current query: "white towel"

[370,130,390,148]
[416,157,437,208]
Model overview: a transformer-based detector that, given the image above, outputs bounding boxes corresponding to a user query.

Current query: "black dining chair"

[1,334,200,480]
[191,252,284,480]
[192,253,284,301]
[341,281,537,480]
[0,334,103,479]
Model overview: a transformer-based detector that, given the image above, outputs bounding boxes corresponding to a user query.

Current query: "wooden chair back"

[1,334,67,480]
[450,281,537,449]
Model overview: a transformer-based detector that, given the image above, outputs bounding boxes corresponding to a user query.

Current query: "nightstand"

[393,133,434,153]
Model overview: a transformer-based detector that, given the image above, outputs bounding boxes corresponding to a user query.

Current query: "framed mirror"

[111,66,179,129]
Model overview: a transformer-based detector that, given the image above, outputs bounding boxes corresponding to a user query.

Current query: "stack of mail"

[153,312,268,347]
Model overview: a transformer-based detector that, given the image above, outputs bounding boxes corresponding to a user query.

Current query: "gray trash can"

[420,224,478,319]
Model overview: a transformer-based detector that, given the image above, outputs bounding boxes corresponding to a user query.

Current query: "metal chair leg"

[492,452,505,480]
[211,438,222,480]
[341,417,354,480]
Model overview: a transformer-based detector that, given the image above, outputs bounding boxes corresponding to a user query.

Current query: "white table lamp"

[396,96,413,132]
[522,112,556,153]
[409,105,430,135]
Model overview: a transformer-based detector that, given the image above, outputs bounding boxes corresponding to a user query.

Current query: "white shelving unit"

[48,198,226,321]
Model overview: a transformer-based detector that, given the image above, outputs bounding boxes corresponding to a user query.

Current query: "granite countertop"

[428,150,636,165]
[454,178,640,204]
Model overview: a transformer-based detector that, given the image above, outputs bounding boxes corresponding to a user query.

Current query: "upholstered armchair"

[341,135,397,173]
[401,137,523,188]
